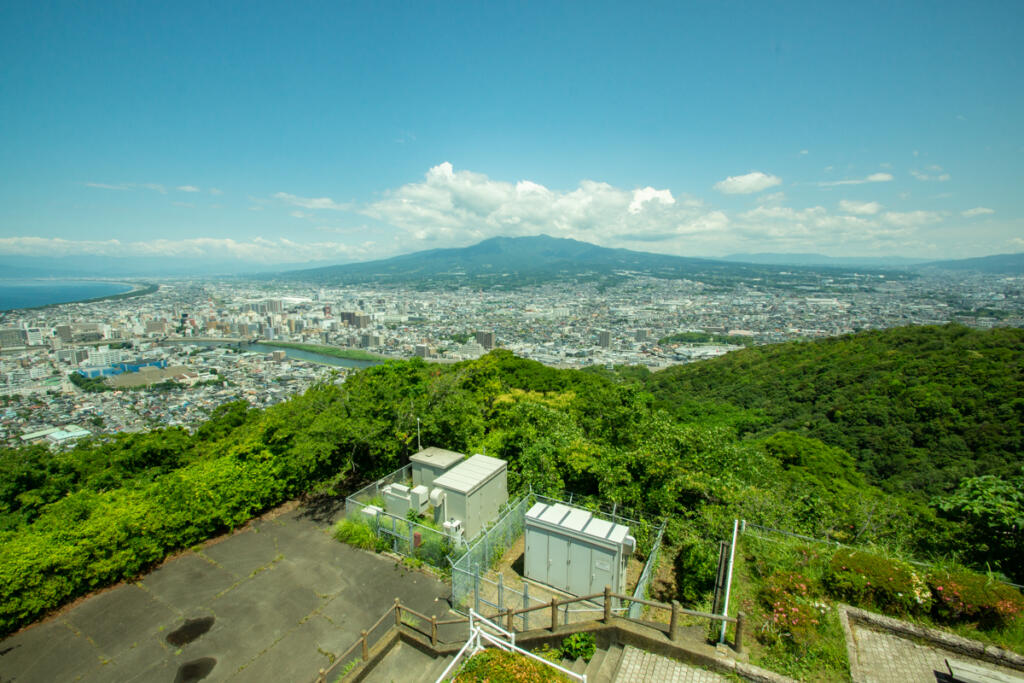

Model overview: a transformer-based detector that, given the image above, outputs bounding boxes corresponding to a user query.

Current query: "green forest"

[0,323,1021,643]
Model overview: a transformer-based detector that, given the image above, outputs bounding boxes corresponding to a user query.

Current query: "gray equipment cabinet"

[409,447,464,489]
[524,502,635,597]
[430,454,508,541]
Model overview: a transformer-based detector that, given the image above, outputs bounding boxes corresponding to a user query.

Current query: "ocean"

[0,280,135,311]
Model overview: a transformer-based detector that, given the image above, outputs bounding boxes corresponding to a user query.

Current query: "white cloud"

[713,171,782,195]
[274,192,349,211]
[838,200,882,215]
[362,162,719,246]
[0,236,365,263]
[882,211,944,227]
[209,188,223,195]
[911,169,951,182]
[799,150,809,155]
[177,185,200,192]
[84,182,130,190]
[142,183,167,194]
[962,207,995,217]
[628,187,675,214]
[818,173,894,187]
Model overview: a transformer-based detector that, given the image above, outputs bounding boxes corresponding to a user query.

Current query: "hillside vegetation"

[644,324,1023,497]
[0,324,1021,639]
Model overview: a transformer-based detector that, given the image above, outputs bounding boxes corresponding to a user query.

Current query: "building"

[598,330,611,348]
[430,454,508,540]
[410,447,464,488]
[0,328,26,348]
[524,502,635,596]
[475,331,495,350]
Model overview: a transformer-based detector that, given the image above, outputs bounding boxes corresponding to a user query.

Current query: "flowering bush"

[757,571,828,647]
[824,549,932,616]
[928,568,1024,629]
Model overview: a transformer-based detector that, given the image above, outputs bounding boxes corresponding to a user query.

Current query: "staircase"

[361,642,456,683]
[554,642,624,683]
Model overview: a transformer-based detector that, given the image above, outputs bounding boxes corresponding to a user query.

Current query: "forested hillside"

[1,325,1021,637]
[643,324,1024,497]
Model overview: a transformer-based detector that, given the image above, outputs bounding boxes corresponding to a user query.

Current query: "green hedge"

[929,568,1024,629]
[0,453,306,636]
[824,548,932,616]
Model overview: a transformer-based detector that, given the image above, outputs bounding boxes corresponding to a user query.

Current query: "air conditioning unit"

[411,485,429,514]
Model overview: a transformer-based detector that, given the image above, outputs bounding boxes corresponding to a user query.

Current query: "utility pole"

[416,417,421,451]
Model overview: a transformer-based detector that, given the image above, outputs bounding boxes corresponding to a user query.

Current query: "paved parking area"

[0,500,454,682]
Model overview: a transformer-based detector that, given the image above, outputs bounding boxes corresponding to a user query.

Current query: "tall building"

[598,330,611,348]
[475,330,495,350]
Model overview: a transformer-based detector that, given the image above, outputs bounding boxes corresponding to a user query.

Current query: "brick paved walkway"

[851,623,1022,683]
[614,645,728,683]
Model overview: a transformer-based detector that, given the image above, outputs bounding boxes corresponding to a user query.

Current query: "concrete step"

[584,647,608,681]
[572,655,587,675]
[594,643,623,683]
[421,653,455,683]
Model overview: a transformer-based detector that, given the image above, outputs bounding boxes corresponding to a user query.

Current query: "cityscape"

[2,265,1020,447]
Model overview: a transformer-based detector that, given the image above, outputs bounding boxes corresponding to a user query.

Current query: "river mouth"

[166,616,215,647]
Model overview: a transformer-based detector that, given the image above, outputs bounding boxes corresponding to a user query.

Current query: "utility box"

[410,447,465,489]
[382,483,413,517]
[524,502,635,597]
[430,454,507,540]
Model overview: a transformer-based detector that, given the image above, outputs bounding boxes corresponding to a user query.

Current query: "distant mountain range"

[2,238,1020,281]
[0,255,337,279]
[278,235,1024,285]
[275,235,766,286]
[917,252,1024,275]
[723,253,930,268]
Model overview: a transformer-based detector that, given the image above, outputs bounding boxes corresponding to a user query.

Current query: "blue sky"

[1,1,1020,264]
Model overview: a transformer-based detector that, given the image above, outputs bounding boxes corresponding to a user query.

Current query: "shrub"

[453,649,570,682]
[824,549,931,616]
[332,519,377,550]
[560,631,596,661]
[757,571,827,647]
[928,568,1024,629]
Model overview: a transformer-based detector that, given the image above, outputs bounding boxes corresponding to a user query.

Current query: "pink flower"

[936,586,943,591]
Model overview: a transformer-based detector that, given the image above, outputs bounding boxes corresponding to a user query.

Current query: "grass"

[333,518,377,550]
[258,341,385,362]
[731,531,1024,681]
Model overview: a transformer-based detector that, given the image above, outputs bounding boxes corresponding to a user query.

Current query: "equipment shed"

[524,502,635,597]
[410,447,464,488]
[431,454,507,540]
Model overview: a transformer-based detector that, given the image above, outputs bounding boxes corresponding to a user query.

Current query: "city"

[2,267,1020,447]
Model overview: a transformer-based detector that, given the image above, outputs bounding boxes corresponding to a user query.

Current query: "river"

[166,340,384,370]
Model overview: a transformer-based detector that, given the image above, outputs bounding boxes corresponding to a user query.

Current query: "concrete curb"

[838,603,1024,681]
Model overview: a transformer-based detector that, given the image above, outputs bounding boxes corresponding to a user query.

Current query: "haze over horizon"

[2,2,1021,266]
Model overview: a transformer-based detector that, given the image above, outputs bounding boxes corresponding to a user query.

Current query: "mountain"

[919,252,1024,275]
[724,252,928,268]
[277,235,816,286]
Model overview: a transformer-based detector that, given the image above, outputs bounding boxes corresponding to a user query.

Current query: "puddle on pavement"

[166,616,215,647]
[174,657,217,682]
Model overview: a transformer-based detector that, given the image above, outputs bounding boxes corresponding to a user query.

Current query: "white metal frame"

[435,610,586,683]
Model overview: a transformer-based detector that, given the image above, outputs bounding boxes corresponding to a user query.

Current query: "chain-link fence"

[344,463,412,517]
[628,521,666,618]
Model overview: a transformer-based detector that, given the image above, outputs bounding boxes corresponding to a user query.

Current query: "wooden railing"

[316,587,745,682]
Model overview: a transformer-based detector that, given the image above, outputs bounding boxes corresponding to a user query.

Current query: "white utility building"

[431,453,507,541]
[524,502,635,597]
[409,447,464,488]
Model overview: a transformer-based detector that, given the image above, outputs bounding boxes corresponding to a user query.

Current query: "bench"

[947,658,1024,683]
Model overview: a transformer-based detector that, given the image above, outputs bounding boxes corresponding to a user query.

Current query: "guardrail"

[315,587,745,682]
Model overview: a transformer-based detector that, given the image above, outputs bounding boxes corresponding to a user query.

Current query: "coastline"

[3,281,159,312]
